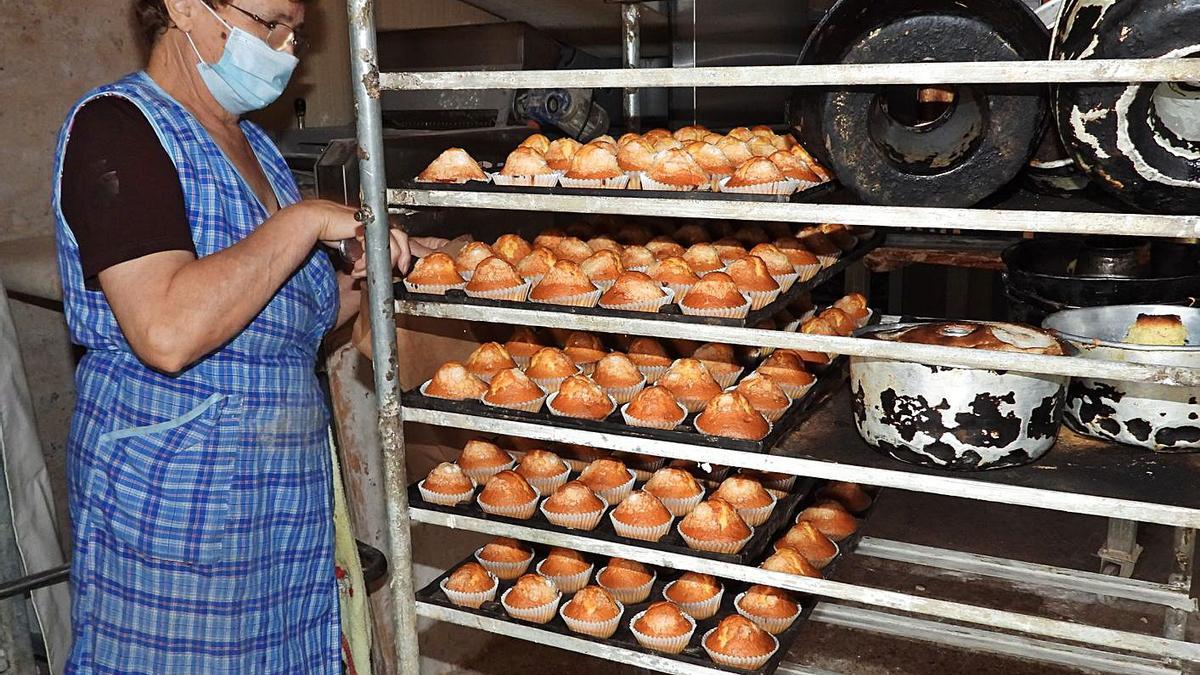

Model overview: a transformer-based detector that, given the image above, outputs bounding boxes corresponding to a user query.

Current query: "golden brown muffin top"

[681,271,747,310]
[599,271,667,308]
[424,462,474,495]
[418,148,487,182]
[635,601,693,637]
[648,148,708,187]
[479,470,538,507]
[620,246,656,270]
[644,467,703,500]
[517,133,551,154]
[580,249,625,283]
[599,558,653,588]
[735,373,791,412]
[726,255,781,293]
[500,146,554,177]
[483,368,545,406]
[726,156,785,188]
[457,439,513,471]
[747,136,779,158]
[679,497,752,542]
[695,392,771,440]
[747,244,796,276]
[593,353,645,389]
[626,337,674,367]
[706,615,776,658]
[506,573,559,608]
[552,375,614,419]
[553,237,595,264]
[478,536,531,563]
[505,326,546,358]
[816,482,873,513]
[530,260,598,300]
[566,143,623,180]
[685,141,734,176]
[407,252,465,286]
[455,241,496,275]
[739,585,798,620]
[515,449,568,480]
[612,490,672,527]
[713,476,774,509]
[540,547,591,576]
[716,136,753,165]
[759,546,821,578]
[579,458,633,492]
[543,480,605,514]
[795,500,859,540]
[674,125,710,142]
[659,358,723,401]
[515,246,558,279]
[525,347,579,380]
[544,138,583,172]
[464,342,518,379]
[775,521,837,562]
[445,561,496,594]
[683,244,725,274]
[564,586,621,621]
[666,572,721,603]
[426,362,489,400]
[625,385,686,424]
[617,138,656,172]
[650,256,701,286]
[492,234,534,265]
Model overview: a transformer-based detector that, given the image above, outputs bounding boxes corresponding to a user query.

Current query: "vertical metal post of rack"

[621,2,641,130]
[346,0,421,673]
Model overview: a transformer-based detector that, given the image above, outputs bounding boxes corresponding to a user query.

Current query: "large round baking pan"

[849,322,1069,470]
[1042,305,1200,452]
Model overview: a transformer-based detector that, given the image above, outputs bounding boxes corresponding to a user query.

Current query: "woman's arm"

[99,200,363,373]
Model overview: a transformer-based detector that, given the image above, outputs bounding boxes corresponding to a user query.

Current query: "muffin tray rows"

[402,176,837,204]
[394,232,883,329]
[402,358,848,456]
[416,545,814,675]
[407,472,817,567]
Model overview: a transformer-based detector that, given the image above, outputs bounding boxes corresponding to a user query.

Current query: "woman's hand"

[350,228,411,279]
[308,200,363,246]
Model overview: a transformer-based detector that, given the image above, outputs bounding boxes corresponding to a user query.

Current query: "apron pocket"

[99,393,236,565]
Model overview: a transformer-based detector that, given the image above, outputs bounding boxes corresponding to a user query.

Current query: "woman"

[52,0,436,671]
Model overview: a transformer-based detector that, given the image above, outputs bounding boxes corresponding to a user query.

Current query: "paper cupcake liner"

[702,627,779,670]
[734,593,802,635]
[476,488,540,520]
[560,601,624,638]
[592,473,637,505]
[771,378,814,401]
[745,287,782,311]
[773,272,801,293]
[403,280,467,295]
[735,493,778,527]
[629,611,696,654]
[716,176,803,196]
[488,171,562,188]
[416,176,490,185]
[675,395,713,414]
[524,466,571,495]
[677,524,755,554]
[596,567,656,604]
[460,457,515,485]
[757,404,791,424]
[539,498,607,531]
[564,458,592,474]
[419,380,484,403]
[535,560,594,594]
[598,288,675,314]
[591,278,619,292]
[623,458,666,483]
[708,174,730,192]
[679,295,752,320]
[855,308,875,329]
[559,175,631,190]
[794,263,821,283]
[623,169,643,190]
[638,172,703,192]
[663,582,725,620]
[474,548,534,580]
[575,361,598,377]
[761,474,797,492]
[459,270,475,282]
[609,512,673,542]
[440,575,498,609]
[500,587,562,624]
[601,378,647,405]
[530,288,603,308]
[481,392,547,414]
[520,273,545,286]
[779,539,839,570]
[547,392,617,421]
[706,366,745,390]
[465,280,532,302]
[816,253,840,268]
[529,368,581,393]
[620,403,687,430]
[664,282,696,300]
[626,265,650,274]
[511,354,533,369]
[635,363,671,384]
[417,480,475,507]
[694,417,773,442]
[657,489,706,517]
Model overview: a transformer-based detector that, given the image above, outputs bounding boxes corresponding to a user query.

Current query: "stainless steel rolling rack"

[343,1,1200,673]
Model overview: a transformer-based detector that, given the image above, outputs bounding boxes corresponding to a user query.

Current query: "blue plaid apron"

[52,71,340,674]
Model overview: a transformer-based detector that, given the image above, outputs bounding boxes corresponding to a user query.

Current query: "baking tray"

[416,546,815,675]
[402,360,848,455]
[401,176,838,204]
[408,473,817,567]
[394,232,883,329]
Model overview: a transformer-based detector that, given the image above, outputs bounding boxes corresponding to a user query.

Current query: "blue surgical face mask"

[186,2,298,115]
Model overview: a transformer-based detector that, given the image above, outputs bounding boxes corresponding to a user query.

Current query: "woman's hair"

[133,1,305,47]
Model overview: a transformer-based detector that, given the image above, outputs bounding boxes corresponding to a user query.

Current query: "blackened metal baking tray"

[401,176,837,204]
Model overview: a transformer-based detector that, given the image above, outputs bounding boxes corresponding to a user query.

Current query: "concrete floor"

[420,489,1195,675]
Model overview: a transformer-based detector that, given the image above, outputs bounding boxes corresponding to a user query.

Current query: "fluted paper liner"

[535,559,594,594]
[609,511,673,542]
[734,492,778,527]
[620,402,687,430]
[460,457,515,485]
[474,547,533,580]
[706,366,744,390]
[663,582,724,620]
[403,280,467,296]
[772,271,801,293]
[702,626,780,669]
[601,378,647,405]
[417,480,475,507]
[539,497,607,531]
[559,600,624,638]
[488,171,562,188]
[592,472,636,505]
[500,586,562,624]
[481,392,547,414]
[465,280,532,302]
[598,288,675,314]
[523,466,571,495]
[716,175,804,196]
[677,523,755,554]
[635,363,671,384]
[657,489,706,517]
[558,175,631,190]
[694,416,773,442]
[744,287,782,311]
[629,610,696,654]
[530,288,603,308]
[440,574,498,609]
[419,379,484,403]
[596,567,656,604]
[638,172,703,192]
[529,366,581,394]
[794,263,821,283]
[679,295,752,319]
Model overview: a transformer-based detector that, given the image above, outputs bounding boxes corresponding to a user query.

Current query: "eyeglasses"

[224,2,308,53]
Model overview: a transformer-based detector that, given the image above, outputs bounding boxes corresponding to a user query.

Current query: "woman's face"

[180,0,306,62]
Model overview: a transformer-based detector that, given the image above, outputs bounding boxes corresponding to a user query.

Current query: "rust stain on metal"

[357,145,370,161]
[361,67,381,100]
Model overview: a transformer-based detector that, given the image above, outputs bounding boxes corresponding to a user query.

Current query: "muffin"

[525,347,580,390]
[515,449,570,494]
[643,148,709,191]
[622,385,687,430]
[530,260,599,306]
[759,546,821,578]
[796,500,859,541]
[674,125,710,142]
[664,572,724,620]
[694,392,771,441]
[544,138,583,172]
[592,352,646,403]
[774,521,838,569]
[424,361,488,401]
[455,241,496,277]
[796,228,841,266]
[550,375,615,420]
[678,497,753,553]
[482,368,546,412]
[794,316,839,366]
[821,307,857,336]
[724,157,787,192]
[650,136,684,152]
[597,558,655,604]
[716,136,754,166]
[540,480,607,531]
[649,256,701,296]
[747,136,779,158]
[419,462,475,506]
[497,147,556,186]
[536,547,594,593]
[733,225,770,248]
[642,128,673,142]
[564,143,625,186]
[631,601,696,654]
[686,141,735,180]
[748,243,798,286]
[643,467,705,516]
[617,138,656,174]
[405,252,466,292]
[549,237,591,264]
[560,331,606,370]
[818,223,858,251]
[712,239,749,263]
[833,292,871,326]
[620,245,656,271]
[817,482,873,514]
[599,271,670,312]
[691,342,743,388]
[579,249,625,289]
[463,256,528,300]
[659,358,723,412]
[518,133,551,154]
[501,573,561,624]
[737,468,797,493]
[680,272,749,318]
[736,585,800,634]
[417,148,487,183]
[464,342,518,382]
[774,238,822,277]
[441,561,499,608]
[504,327,546,367]
[626,337,674,380]
[578,458,635,504]
[703,615,779,670]
[1126,313,1189,345]
[713,476,777,526]
[561,586,623,638]
[683,244,726,275]
[767,149,820,183]
[757,351,816,398]
[726,255,781,309]
[488,234,532,265]
[476,537,534,580]
[457,439,515,483]
[610,490,673,541]
[645,239,687,261]
[532,229,567,249]
[673,224,713,247]
[477,470,539,519]
[735,373,792,422]
[515,246,558,281]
